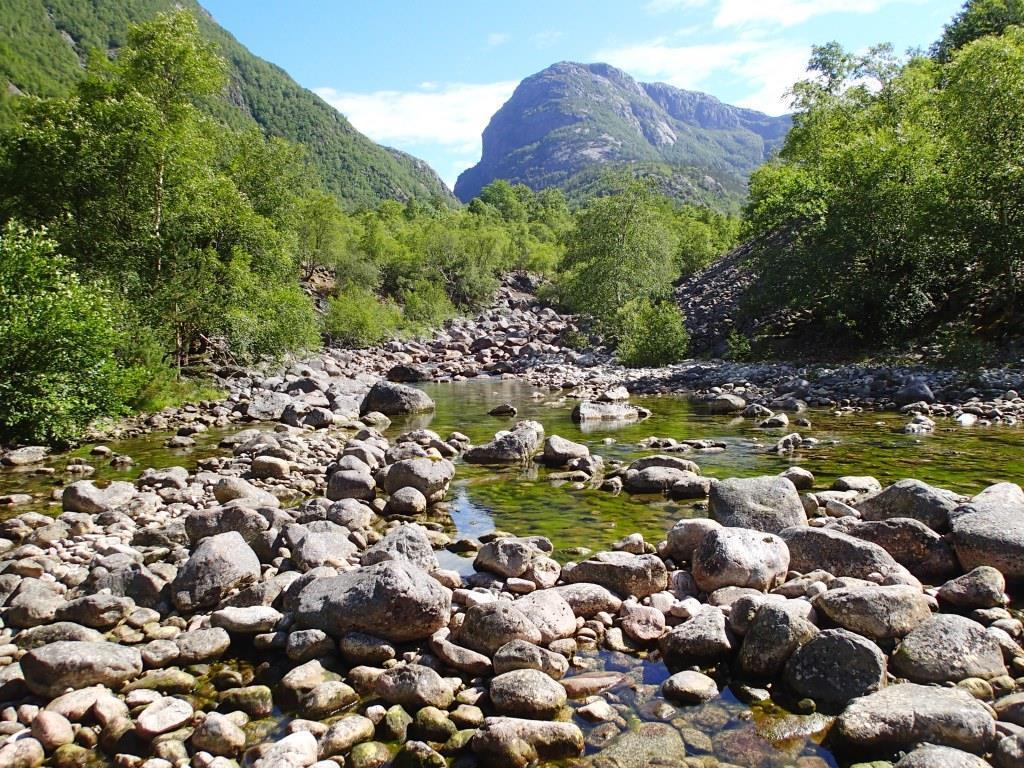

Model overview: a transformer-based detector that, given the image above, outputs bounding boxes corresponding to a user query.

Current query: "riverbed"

[2,377,1022,767]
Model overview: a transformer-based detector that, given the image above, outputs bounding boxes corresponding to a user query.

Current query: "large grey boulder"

[664,518,721,564]
[489,669,566,718]
[375,664,453,710]
[781,526,920,586]
[22,641,142,697]
[783,629,886,710]
[827,517,959,581]
[949,482,1024,579]
[709,476,807,534]
[542,435,589,466]
[891,614,1006,684]
[456,602,543,656]
[493,640,569,679]
[705,393,746,414]
[475,537,546,579]
[62,480,135,513]
[659,607,734,671]
[937,566,1007,609]
[2,446,47,466]
[836,683,995,753]
[471,717,584,768]
[295,561,450,643]
[382,458,455,504]
[246,390,292,420]
[738,602,819,678]
[570,401,645,423]
[326,469,376,502]
[465,421,545,464]
[360,381,435,415]
[554,583,622,618]
[895,378,935,406]
[692,527,789,593]
[512,590,576,645]
[815,584,932,641]
[171,532,261,612]
[857,479,962,532]
[361,524,438,571]
[562,551,667,598]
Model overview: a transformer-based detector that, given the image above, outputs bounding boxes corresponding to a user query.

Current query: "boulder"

[815,584,932,640]
[171,531,261,612]
[62,480,135,513]
[295,561,451,643]
[475,537,545,579]
[661,671,718,704]
[857,479,962,532]
[512,590,576,645]
[660,606,735,671]
[836,683,995,753]
[937,566,1007,609]
[709,476,807,534]
[246,390,292,420]
[456,602,542,656]
[781,526,920,586]
[382,459,455,504]
[738,602,819,678]
[588,722,688,768]
[892,614,1006,683]
[361,524,438,571]
[327,469,376,501]
[571,401,645,423]
[895,378,935,406]
[542,435,589,466]
[22,641,142,698]
[471,717,584,768]
[489,669,566,718]
[375,664,453,710]
[783,629,887,710]
[562,552,667,598]
[493,640,569,680]
[895,744,990,768]
[554,583,622,618]
[706,393,746,413]
[464,421,545,464]
[664,518,721,563]
[692,527,789,593]
[828,517,959,581]
[360,381,435,415]
[2,446,47,466]
[949,483,1024,580]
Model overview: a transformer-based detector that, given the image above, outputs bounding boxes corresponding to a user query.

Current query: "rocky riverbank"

[0,379,1020,768]
[55,275,1024,456]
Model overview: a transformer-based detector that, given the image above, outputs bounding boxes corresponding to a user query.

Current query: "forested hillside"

[735,0,1024,360]
[0,0,454,208]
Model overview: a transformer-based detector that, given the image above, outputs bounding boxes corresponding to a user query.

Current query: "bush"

[616,298,690,367]
[725,329,753,361]
[324,286,404,348]
[400,280,455,329]
[0,224,131,444]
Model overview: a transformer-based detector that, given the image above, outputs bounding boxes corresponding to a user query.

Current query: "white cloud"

[596,38,809,114]
[315,81,518,187]
[487,32,510,47]
[647,0,923,28]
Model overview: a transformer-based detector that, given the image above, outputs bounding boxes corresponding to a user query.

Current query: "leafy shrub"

[324,286,404,348]
[0,223,130,444]
[935,323,992,372]
[725,329,753,361]
[616,298,690,368]
[400,280,455,329]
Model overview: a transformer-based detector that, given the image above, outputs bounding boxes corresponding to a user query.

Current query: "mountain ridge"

[0,0,455,209]
[455,61,790,205]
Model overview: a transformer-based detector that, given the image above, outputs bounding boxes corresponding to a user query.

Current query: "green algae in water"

[395,379,1024,556]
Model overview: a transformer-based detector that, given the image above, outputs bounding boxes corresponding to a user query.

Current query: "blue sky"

[201,0,965,188]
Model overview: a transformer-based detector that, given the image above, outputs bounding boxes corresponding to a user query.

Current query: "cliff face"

[455,61,790,204]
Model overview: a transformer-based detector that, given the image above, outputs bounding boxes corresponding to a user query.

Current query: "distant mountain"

[0,0,455,209]
[455,61,790,206]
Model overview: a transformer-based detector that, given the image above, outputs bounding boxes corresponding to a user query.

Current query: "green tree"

[933,0,1024,61]
[0,223,130,444]
[558,183,677,328]
[615,298,690,367]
